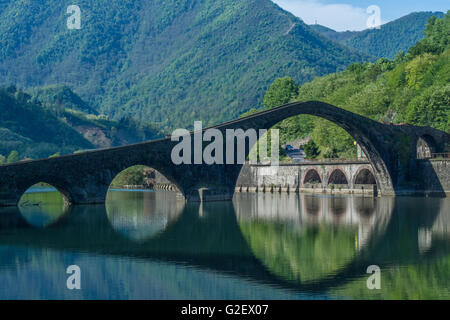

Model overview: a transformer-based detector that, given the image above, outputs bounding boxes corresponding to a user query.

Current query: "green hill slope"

[0,0,368,132]
[0,86,93,159]
[259,12,450,159]
[0,85,159,161]
[310,12,445,59]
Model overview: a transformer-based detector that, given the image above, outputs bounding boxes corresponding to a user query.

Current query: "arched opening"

[303,169,322,185]
[236,101,394,195]
[108,165,182,195]
[354,168,376,185]
[109,164,183,191]
[417,135,437,159]
[106,165,184,241]
[328,169,349,186]
[110,165,157,190]
[18,183,70,227]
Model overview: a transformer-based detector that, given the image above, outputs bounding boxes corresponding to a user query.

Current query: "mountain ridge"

[309,11,445,59]
[0,0,369,131]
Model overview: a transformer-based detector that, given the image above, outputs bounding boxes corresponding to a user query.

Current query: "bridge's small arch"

[18,183,70,227]
[417,134,437,159]
[234,101,399,196]
[108,165,180,193]
[354,168,376,185]
[327,169,349,186]
[303,169,322,185]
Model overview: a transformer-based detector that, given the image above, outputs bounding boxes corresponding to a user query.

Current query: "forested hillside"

[0,85,159,162]
[310,12,444,59]
[256,12,450,159]
[0,0,368,132]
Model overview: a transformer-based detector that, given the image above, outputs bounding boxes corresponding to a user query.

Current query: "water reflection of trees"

[238,221,357,283]
[332,198,450,299]
[234,194,450,299]
[234,194,387,283]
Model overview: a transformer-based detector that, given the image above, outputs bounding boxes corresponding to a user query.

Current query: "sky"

[272,0,449,31]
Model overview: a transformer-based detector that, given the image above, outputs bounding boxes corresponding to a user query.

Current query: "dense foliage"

[0,0,368,132]
[311,12,445,59]
[239,221,357,283]
[0,86,93,160]
[258,12,450,159]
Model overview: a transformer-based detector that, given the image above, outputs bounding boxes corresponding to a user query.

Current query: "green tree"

[405,85,450,132]
[323,147,339,159]
[7,150,20,163]
[239,108,259,118]
[303,140,320,159]
[282,12,450,158]
[405,53,437,89]
[263,77,299,109]
[0,154,5,164]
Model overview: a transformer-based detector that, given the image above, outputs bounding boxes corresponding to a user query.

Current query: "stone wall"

[236,160,450,197]
[418,160,450,196]
[236,162,378,196]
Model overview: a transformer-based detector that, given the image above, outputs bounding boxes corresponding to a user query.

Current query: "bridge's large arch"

[225,101,397,196]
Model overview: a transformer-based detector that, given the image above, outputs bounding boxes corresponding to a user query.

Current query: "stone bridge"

[0,101,448,205]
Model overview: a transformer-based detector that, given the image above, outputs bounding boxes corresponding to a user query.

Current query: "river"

[0,187,448,299]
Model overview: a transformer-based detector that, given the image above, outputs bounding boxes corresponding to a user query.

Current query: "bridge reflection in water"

[0,189,448,299]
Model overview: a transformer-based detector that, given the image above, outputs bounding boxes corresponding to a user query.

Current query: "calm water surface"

[0,188,448,300]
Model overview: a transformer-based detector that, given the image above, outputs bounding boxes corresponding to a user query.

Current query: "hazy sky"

[272,0,449,31]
